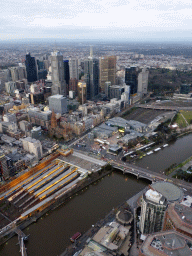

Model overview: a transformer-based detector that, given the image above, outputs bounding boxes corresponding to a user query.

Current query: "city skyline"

[1,0,192,42]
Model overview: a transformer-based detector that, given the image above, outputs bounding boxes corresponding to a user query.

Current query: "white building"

[21,137,43,159]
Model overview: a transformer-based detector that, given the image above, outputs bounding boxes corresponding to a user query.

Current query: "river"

[135,134,192,173]
[1,134,192,256]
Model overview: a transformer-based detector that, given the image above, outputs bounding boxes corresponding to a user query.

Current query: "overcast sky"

[1,0,192,41]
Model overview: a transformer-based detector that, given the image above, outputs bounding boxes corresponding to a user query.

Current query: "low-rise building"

[139,230,192,256]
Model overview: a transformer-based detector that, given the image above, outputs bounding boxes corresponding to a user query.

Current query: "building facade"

[48,95,68,114]
[140,189,167,234]
[69,58,79,80]
[125,66,139,95]
[99,56,116,93]
[51,51,66,96]
[21,137,43,159]
[25,53,38,83]
[137,68,149,96]
[84,58,99,100]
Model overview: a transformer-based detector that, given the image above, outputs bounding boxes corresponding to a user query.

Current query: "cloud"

[1,0,192,40]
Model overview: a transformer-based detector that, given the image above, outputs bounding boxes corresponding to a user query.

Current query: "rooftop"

[151,182,183,202]
[49,94,65,99]
[140,230,192,256]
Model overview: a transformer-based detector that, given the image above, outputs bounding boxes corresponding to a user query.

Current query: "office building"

[21,137,43,159]
[5,81,16,94]
[48,95,67,114]
[140,189,167,234]
[84,57,99,100]
[28,108,52,129]
[25,53,38,83]
[0,154,9,180]
[51,51,66,96]
[125,66,139,95]
[104,81,111,97]
[99,56,116,93]
[69,58,79,80]
[77,81,87,104]
[137,68,149,96]
[9,66,26,82]
[109,85,124,100]
[3,113,16,123]
[69,78,78,93]
[64,60,70,94]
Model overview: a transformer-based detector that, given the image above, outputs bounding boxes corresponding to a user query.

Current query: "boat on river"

[70,232,82,242]
[154,147,161,152]
[163,144,168,147]
[147,151,153,155]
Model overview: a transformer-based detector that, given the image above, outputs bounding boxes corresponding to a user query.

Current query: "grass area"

[174,112,187,128]
[180,110,192,124]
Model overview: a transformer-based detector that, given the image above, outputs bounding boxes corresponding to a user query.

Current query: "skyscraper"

[69,58,79,80]
[140,189,167,234]
[51,51,66,96]
[137,68,149,96]
[25,53,38,83]
[99,56,116,93]
[125,66,138,95]
[84,57,99,100]
[64,60,70,95]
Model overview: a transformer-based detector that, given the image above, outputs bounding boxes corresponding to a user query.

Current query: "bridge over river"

[110,160,165,182]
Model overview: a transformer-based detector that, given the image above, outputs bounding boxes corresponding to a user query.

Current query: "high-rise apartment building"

[140,189,167,234]
[25,53,38,83]
[125,66,139,95]
[84,57,99,100]
[51,51,66,96]
[99,56,116,93]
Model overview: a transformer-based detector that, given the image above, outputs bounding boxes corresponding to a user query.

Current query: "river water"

[1,134,192,256]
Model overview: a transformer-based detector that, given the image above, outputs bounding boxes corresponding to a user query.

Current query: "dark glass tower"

[25,53,37,83]
[125,66,138,95]
[84,58,99,100]
[64,60,70,95]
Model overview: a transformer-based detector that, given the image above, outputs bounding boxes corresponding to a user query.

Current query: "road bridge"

[111,160,166,182]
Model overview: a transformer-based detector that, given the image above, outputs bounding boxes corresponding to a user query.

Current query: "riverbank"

[60,186,149,256]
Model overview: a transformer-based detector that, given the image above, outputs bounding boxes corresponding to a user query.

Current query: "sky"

[1,0,192,41]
